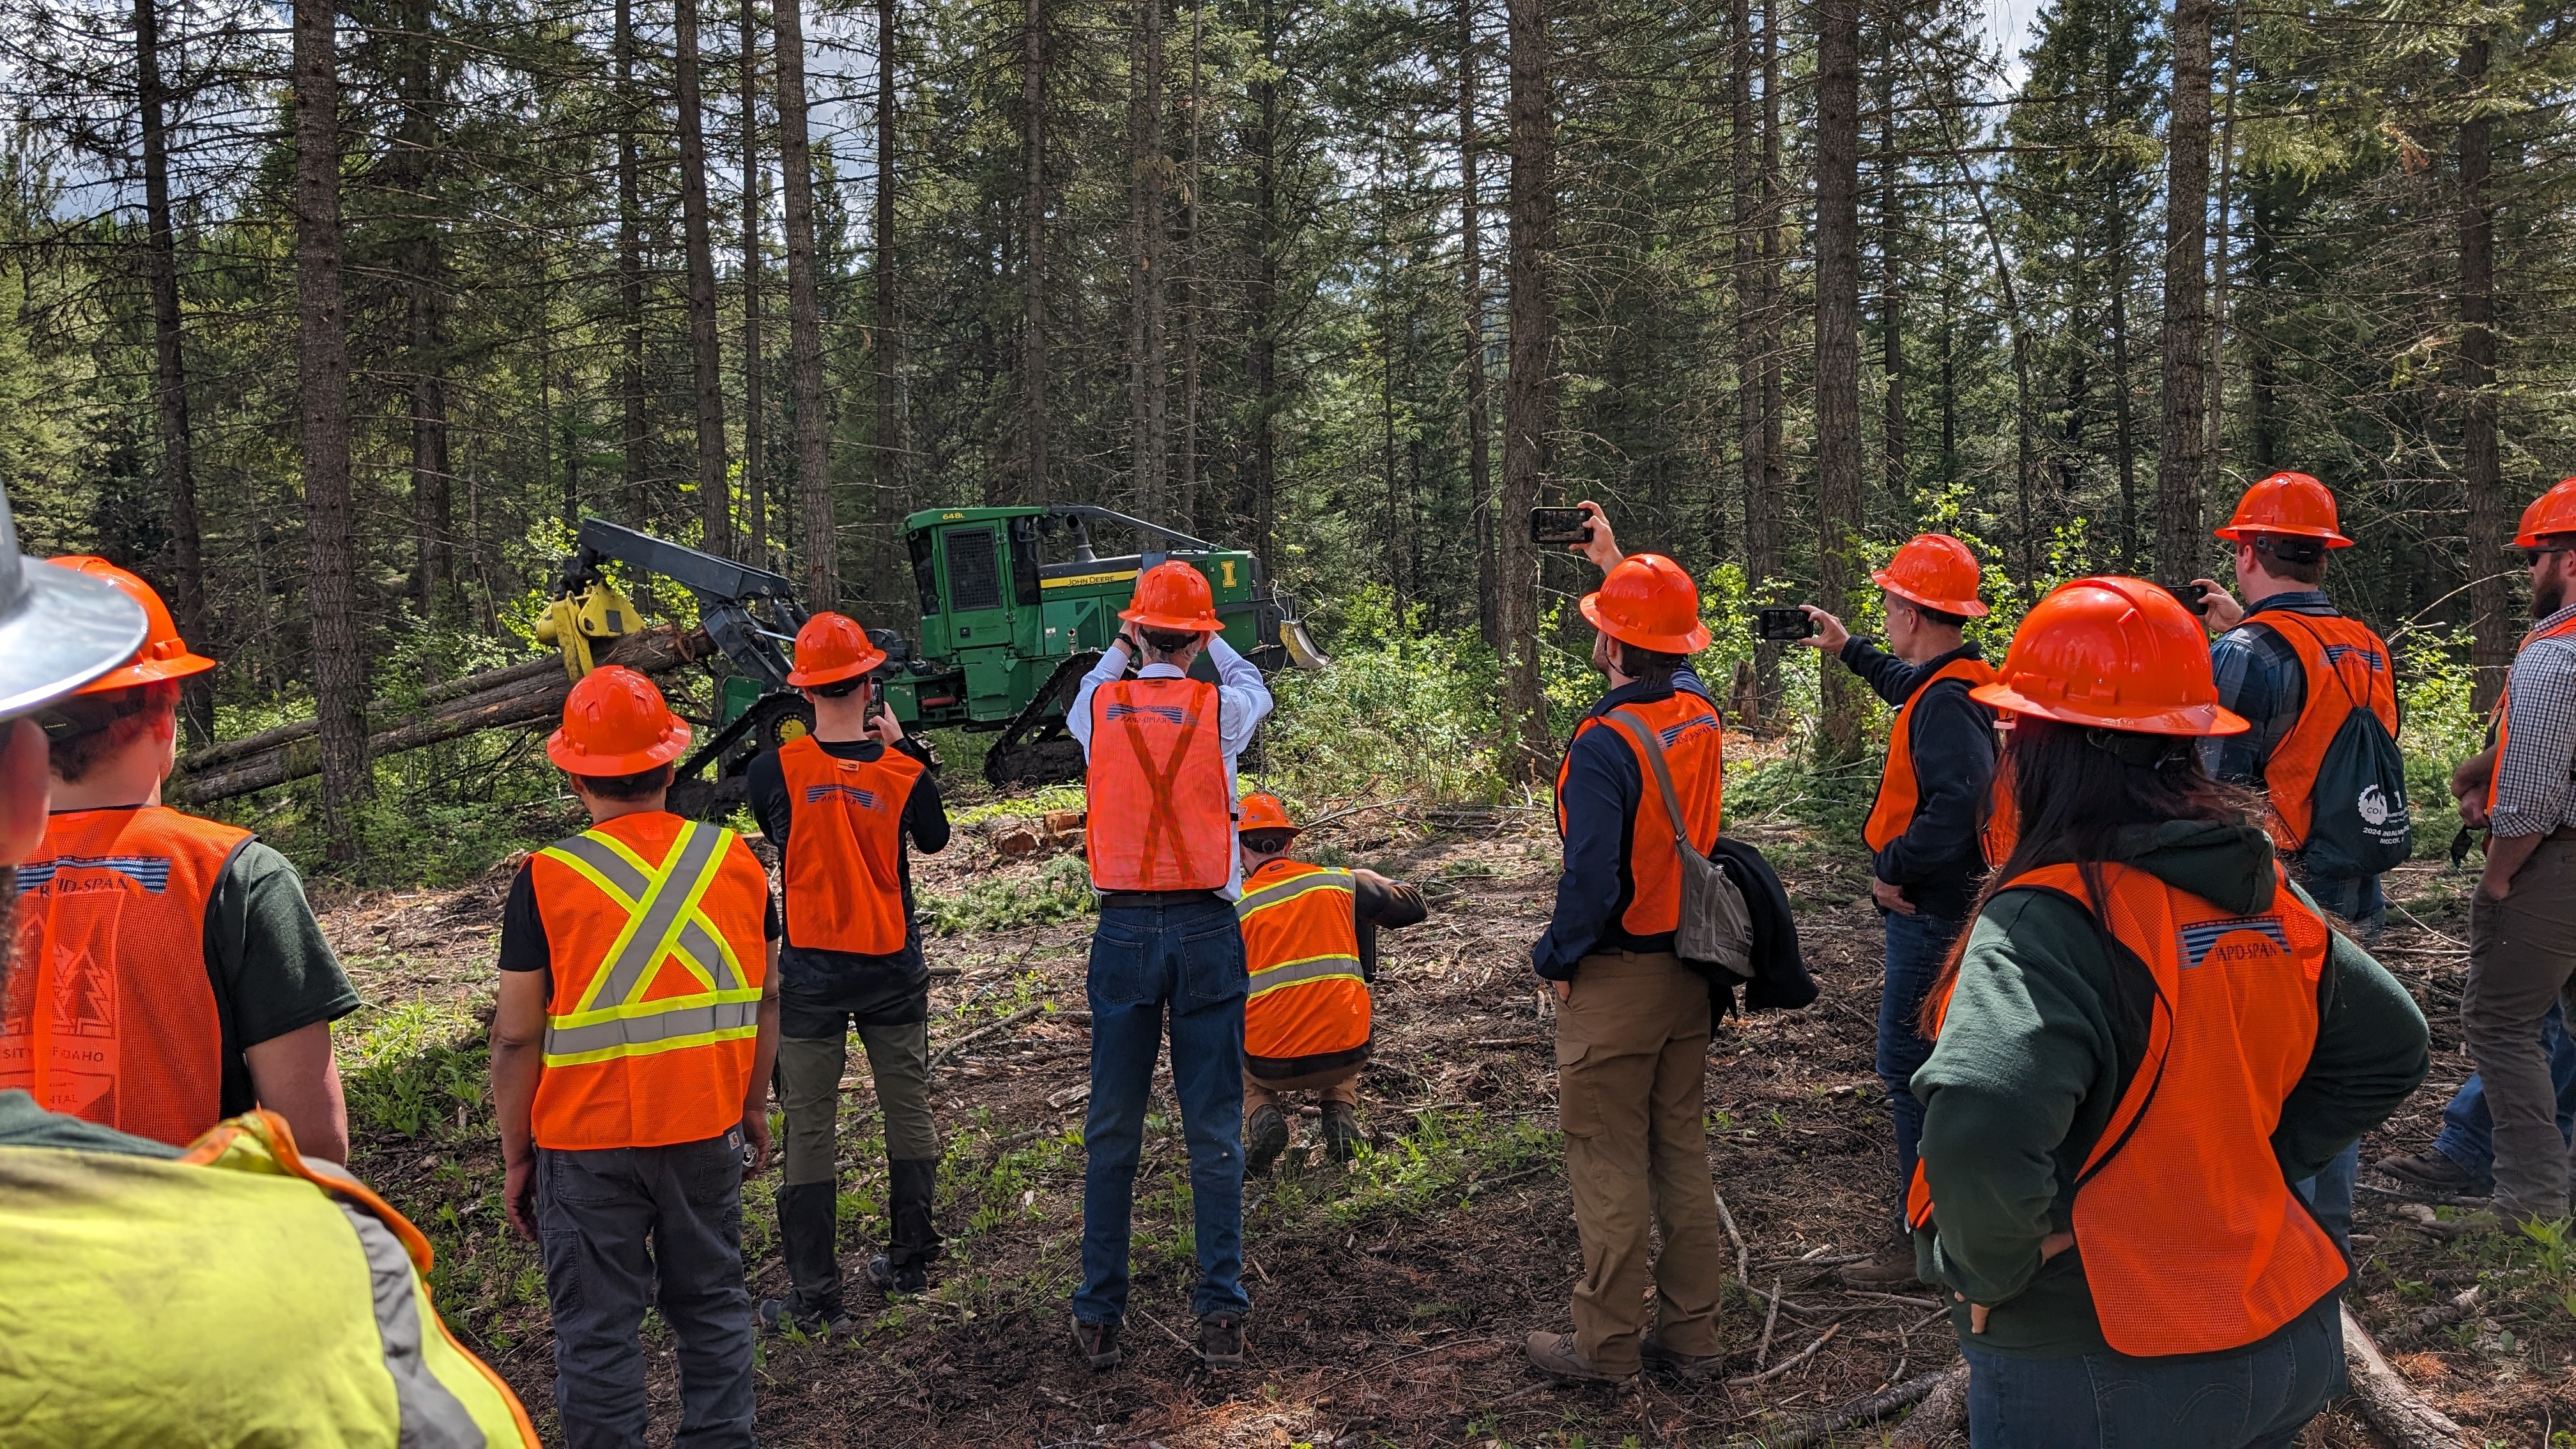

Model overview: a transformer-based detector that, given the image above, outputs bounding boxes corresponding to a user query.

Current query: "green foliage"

[1256,589,1508,806]
[920,853,1095,934]
[341,999,489,1142]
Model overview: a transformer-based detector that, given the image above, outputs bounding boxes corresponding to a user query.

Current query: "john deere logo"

[2359,785,2394,827]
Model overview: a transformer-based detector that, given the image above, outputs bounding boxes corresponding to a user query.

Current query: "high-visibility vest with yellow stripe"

[529,811,770,1151]
[0,1108,538,1446]
[1237,859,1370,1071]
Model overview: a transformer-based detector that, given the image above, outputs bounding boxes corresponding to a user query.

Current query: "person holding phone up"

[1796,534,2000,1289]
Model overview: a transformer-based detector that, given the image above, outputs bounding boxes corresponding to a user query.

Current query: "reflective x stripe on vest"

[1238,859,1369,1063]
[1863,656,1999,854]
[2249,611,2399,848]
[2488,613,2576,814]
[1085,677,1233,891]
[536,821,760,1066]
[1906,861,2345,1358]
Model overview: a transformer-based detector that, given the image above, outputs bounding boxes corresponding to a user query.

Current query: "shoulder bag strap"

[1607,708,1692,855]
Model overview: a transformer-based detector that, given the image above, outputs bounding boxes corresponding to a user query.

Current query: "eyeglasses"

[2527,549,2568,567]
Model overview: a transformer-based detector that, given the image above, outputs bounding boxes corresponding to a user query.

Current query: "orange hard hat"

[1119,561,1223,633]
[1580,553,1711,655]
[2212,471,2352,548]
[1970,576,2250,737]
[787,611,887,687]
[1873,533,1989,617]
[1237,792,1299,836]
[2513,477,2576,549]
[548,664,693,776]
[45,556,217,694]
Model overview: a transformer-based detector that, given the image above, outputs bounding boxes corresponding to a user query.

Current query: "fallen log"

[2341,1301,2473,1449]
[1885,1358,1970,1446]
[172,627,706,804]
[1725,1362,1956,1449]
[179,655,574,774]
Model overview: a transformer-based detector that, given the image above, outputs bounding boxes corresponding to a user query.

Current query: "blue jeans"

[2292,1144,2358,1254]
[1880,908,1961,1230]
[1075,898,1252,1326]
[1965,1292,2342,1449]
[2434,1002,2576,1180]
[2297,870,2384,942]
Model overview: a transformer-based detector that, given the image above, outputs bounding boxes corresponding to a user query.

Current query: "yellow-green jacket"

[0,1103,537,1447]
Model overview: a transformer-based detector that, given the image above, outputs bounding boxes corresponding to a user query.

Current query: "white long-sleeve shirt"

[1068,633,1274,898]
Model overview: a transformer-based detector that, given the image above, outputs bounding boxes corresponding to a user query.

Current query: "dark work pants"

[537,1128,755,1449]
[1878,908,1963,1235]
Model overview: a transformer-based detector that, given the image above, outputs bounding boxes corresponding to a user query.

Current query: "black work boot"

[1321,1101,1365,1162]
[868,1157,942,1296]
[2375,1147,2494,1198]
[1071,1315,1123,1370]
[1245,1105,1291,1176]
[1197,1312,1247,1369]
[759,1180,850,1335]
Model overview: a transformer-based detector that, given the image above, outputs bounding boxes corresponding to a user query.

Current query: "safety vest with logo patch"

[528,813,770,1150]
[1238,858,1369,1075]
[1558,690,1724,940]
[776,735,924,955]
[1906,861,2346,1357]
[0,1108,537,1447]
[1863,657,1999,854]
[1086,677,1234,892]
[4,806,253,1146]
[2248,612,2401,850]
[2488,612,2576,815]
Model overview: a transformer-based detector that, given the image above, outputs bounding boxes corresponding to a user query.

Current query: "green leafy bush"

[342,999,489,1142]
[1256,588,1508,806]
[921,852,1095,934]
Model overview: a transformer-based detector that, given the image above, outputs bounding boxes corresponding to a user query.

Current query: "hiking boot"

[1524,1331,1634,1385]
[866,1254,929,1296]
[1071,1315,1123,1370]
[1640,1333,1720,1383]
[1245,1105,1291,1176]
[2373,1147,2492,1198]
[758,1293,853,1338]
[1321,1101,1366,1162]
[1196,1312,1248,1370]
[1836,1243,1926,1288]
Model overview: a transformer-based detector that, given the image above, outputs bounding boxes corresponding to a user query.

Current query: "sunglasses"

[2527,549,2568,567]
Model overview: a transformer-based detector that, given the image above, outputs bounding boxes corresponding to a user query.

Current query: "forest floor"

[322,738,2570,1447]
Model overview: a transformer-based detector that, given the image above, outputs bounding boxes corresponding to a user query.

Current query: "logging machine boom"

[541,507,1325,816]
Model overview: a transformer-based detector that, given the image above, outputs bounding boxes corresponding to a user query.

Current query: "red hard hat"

[787,611,887,687]
[1581,553,1711,655]
[45,556,217,694]
[2212,471,2352,548]
[1119,561,1223,633]
[1872,533,1989,617]
[1237,793,1298,836]
[548,664,693,776]
[2513,477,2576,549]
[1970,576,2250,737]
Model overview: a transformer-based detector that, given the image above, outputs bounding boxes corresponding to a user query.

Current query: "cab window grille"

[946,527,1003,612]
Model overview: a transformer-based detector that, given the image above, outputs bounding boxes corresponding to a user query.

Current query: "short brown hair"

[45,681,180,783]
[574,763,673,802]
[2248,535,2326,586]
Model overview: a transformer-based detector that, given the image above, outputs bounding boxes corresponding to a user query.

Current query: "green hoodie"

[1908,819,2430,1358]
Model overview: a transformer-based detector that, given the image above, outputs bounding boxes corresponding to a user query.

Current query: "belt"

[1099,889,1225,910]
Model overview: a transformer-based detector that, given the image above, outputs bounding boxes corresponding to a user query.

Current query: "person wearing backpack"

[1525,503,1732,1388]
[2188,472,2406,1252]
[1793,534,1999,1289]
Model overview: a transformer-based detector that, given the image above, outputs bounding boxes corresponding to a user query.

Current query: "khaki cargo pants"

[1552,949,1726,1375]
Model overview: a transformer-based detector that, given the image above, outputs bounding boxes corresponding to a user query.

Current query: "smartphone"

[1755,606,1815,641]
[1530,506,1595,546]
[2166,581,2210,617]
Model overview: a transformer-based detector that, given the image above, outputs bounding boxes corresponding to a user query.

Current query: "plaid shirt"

[2490,602,2576,839]
[2197,590,2342,785]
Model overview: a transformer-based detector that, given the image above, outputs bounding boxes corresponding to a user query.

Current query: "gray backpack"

[1607,707,1754,979]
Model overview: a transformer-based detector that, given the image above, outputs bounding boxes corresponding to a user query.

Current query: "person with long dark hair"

[1905,576,2428,1447]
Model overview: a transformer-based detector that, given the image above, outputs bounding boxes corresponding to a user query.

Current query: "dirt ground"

[321,758,2573,1446]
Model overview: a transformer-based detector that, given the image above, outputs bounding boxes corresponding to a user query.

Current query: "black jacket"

[1704,836,1814,1017]
[1837,638,1998,921]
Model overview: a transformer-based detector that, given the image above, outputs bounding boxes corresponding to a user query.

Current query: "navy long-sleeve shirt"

[1839,637,1998,922]
[1531,666,1715,981]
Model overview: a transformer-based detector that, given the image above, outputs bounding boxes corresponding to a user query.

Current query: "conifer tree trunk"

[740,0,765,565]
[617,0,647,521]
[1728,0,1771,721]
[1756,0,1786,710]
[1877,54,1905,509]
[294,0,370,862]
[774,0,836,604]
[1814,0,1864,759]
[2108,203,2139,569]
[1462,0,1496,650]
[1019,0,1048,505]
[1127,0,1170,520]
[675,0,731,556]
[2154,0,2213,579]
[873,0,900,599]
[2460,33,2506,710]
[398,0,450,623]
[1177,0,1204,531]
[1500,0,1553,779]
[136,0,210,739]
[1246,0,1280,562]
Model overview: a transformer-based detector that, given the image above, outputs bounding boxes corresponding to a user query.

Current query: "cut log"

[1726,1361,1956,1449]
[178,655,574,774]
[172,627,707,804]
[2342,1301,2472,1449]
[1885,1358,1970,1446]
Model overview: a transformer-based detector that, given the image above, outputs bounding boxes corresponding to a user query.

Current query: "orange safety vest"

[1085,677,1234,892]
[1906,861,2346,1357]
[776,735,923,955]
[527,813,771,1151]
[1237,858,1369,1070]
[1557,689,1724,939]
[2487,613,2576,815]
[1863,657,1999,854]
[2247,612,2399,850]
[3,806,253,1146]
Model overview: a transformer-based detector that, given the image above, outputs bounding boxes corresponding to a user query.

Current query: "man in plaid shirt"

[2453,477,2576,1223]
